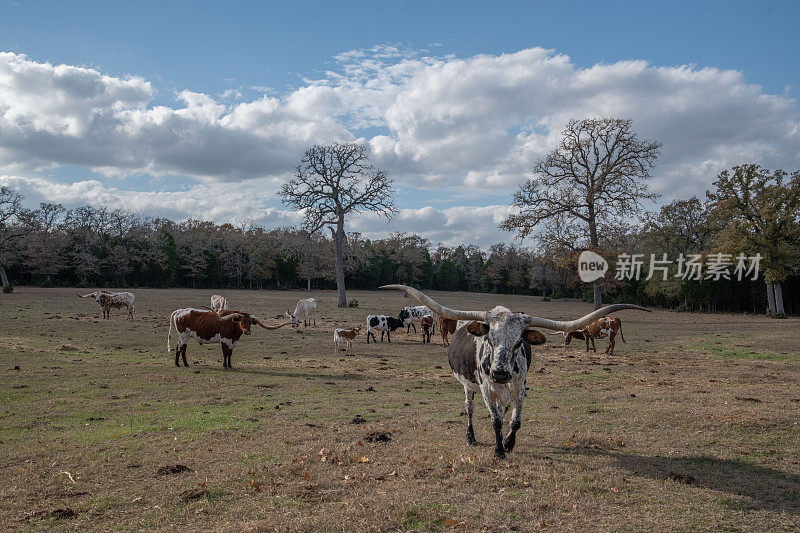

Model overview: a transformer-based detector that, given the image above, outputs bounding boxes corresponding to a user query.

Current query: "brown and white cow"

[420,315,434,343]
[564,316,625,355]
[76,290,135,319]
[334,326,361,353]
[439,317,458,346]
[168,308,290,369]
[210,294,228,312]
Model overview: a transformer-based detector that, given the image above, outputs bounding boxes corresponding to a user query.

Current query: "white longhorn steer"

[287,298,317,327]
[381,284,650,460]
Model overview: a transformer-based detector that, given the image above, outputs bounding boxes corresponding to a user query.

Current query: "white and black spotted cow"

[381,284,650,459]
[399,305,435,334]
[366,314,405,343]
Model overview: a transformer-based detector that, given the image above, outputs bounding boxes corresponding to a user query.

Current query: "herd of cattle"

[76,287,649,459]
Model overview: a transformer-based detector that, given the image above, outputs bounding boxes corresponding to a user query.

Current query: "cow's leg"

[585,336,590,352]
[175,344,182,367]
[387,330,391,343]
[481,394,506,459]
[591,337,597,352]
[465,388,477,446]
[411,323,417,334]
[607,331,616,355]
[181,345,189,367]
[503,381,526,453]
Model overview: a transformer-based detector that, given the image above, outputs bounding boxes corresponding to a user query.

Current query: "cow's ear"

[466,321,490,337]
[231,315,242,323]
[523,329,546,345]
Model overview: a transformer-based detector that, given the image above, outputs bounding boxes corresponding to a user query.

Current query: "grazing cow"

[76,290,135,319]
[439,317,458,346]
[399,305,435,334]
[564,316,625,355]
[210,294,228,312]
[334,326,361,353]
[366,314,405,343]
[168,308,290,369]
[381,284,649,459]
[287,298,317,327]
[420,315,434,343]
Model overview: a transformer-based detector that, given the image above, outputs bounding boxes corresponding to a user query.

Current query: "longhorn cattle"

[287,298,317,327]
[210,294,228,312]
[381,284,650,459]
[334,326,361,353]
[420,315,434,343]
[366,315,404,343]
[399,305,435,334]
[168,308,290,369]
[76,290,135,319]
[439,317,458,346]
[564,316,625,355]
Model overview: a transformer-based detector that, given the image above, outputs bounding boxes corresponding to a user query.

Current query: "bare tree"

[0,186,26,287]
[279,143,395,307]
[501,118,661,309]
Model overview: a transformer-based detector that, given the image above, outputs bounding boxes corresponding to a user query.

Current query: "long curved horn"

[379,285,486,321]
[526,304,650,332]
[254,317,293,330]
[76,292,93,298]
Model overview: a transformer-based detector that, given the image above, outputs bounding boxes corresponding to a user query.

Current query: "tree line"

[2,119,797,316]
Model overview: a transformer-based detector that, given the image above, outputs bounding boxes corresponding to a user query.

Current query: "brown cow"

[564,316,625,355]
[421,315,434,343]
[168,308,290,369]
[439,317,458,346]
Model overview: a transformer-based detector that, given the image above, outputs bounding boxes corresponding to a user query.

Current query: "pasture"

[1,287,799,531]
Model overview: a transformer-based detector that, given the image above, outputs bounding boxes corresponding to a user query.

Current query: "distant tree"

[707,165,800,315]
[502,118,661,309]
[280,142,395,306]
[0,186,25,287]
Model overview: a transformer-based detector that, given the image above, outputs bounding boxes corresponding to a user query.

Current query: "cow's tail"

[167,310,178,352]
[619,320,626,343]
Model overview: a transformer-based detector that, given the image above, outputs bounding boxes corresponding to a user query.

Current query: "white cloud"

[1,46,799,245]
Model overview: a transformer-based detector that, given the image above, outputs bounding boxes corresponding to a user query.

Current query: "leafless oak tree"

[279,143,395,307]
[501,118,661,309]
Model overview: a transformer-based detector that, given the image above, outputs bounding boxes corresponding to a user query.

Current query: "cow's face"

[231,314,255,335]
[466,306,545,384]
[398,309,410,325]
[285,310,298,327]
[564,330,586,345]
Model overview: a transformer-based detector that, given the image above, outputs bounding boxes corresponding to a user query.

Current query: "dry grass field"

[1,287,799,532]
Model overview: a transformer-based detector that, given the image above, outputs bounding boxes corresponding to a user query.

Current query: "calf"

[168,308,290,369]
[210,294,228,312]
[77,290,135,319]
[287,298,317,327]
[564,316,625,355]
[334,326,361,353]
[399,305,435,334]
[366,314,404,343]
[420,315,434,343]
[439,317,458,346]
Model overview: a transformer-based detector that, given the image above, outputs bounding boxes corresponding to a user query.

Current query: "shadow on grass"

[200,367,366,381]
[558,446,800,514]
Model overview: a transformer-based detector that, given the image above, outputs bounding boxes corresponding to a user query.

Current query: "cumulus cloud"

[1,46,799,244]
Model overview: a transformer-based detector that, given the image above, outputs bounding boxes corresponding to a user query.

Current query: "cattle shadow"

[555,446,800,514]
[194,366,366,381]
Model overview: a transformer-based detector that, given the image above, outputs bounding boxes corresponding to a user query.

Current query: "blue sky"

[1,1,799,246]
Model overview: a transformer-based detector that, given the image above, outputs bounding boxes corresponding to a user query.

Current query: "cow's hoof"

[503,434,517,452]
[466,428,477,446]
[494,451,506,460]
